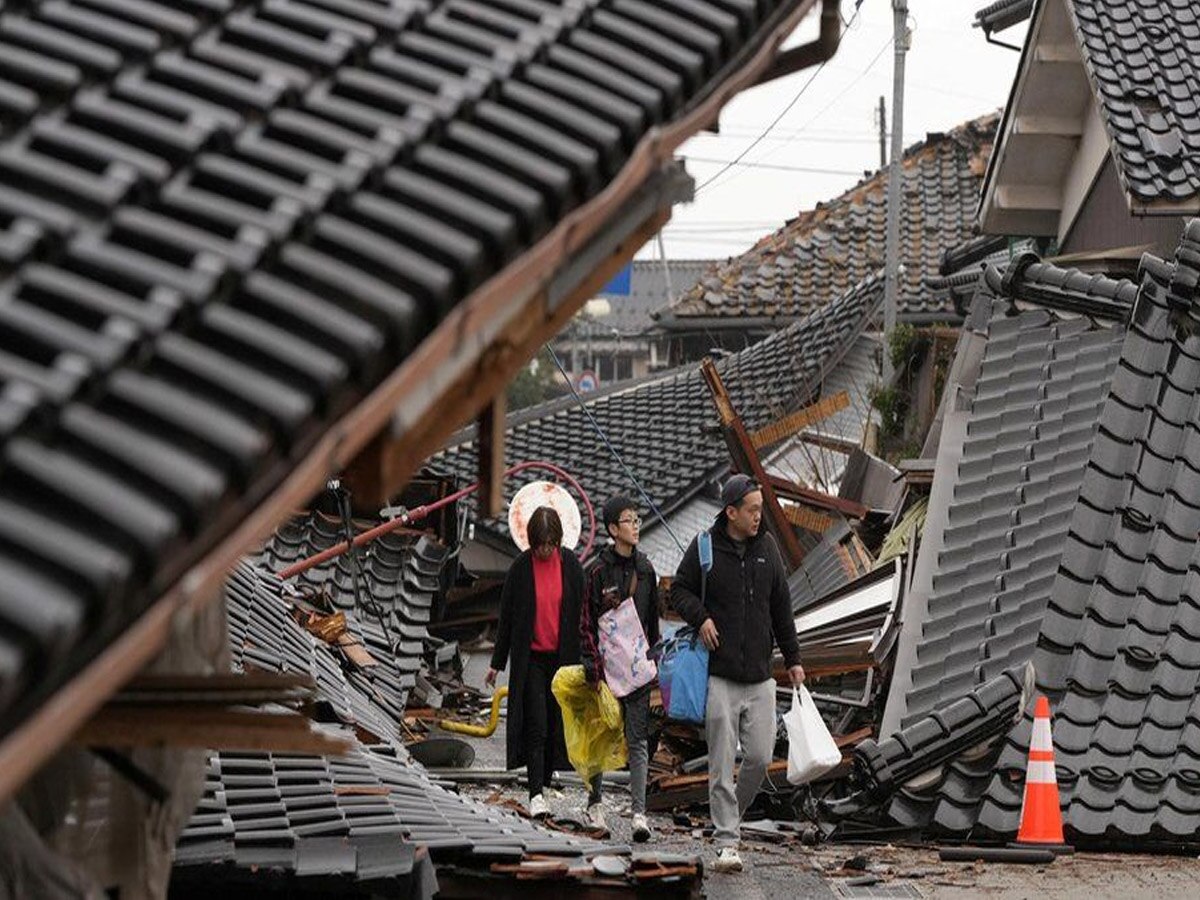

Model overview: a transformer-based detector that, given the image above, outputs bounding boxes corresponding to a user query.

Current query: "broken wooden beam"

[74,704,353,755]
[764,473,868,519]
[748,391,851,449]
[700,358,806,569]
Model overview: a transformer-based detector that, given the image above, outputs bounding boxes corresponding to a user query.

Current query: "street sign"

[575,369,599,393]
[599,263,632,296]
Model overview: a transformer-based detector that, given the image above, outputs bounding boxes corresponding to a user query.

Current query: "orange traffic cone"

[1012,695,1071,852]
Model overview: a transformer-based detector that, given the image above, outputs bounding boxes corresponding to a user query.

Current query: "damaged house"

[0,0,855,896]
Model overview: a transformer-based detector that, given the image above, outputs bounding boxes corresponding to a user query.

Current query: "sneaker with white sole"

[631,813,651,843]
[529,794,549,819]
[586,803,607,830]
[712,847,743,873]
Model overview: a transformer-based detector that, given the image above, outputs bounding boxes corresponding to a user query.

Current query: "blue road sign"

[600,263,632,296]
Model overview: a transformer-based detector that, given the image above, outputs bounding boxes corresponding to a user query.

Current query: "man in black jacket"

[671,474,805,873]
[581,495,660,841]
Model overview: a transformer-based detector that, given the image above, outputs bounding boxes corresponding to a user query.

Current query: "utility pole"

[883,1,909,383]
[877,96,887,169]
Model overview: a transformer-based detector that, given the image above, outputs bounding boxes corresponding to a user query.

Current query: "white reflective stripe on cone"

[1025,760,1058,784]
[1031,716,1053,751]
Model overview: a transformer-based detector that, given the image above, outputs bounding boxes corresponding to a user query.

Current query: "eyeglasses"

[617,515,642,526]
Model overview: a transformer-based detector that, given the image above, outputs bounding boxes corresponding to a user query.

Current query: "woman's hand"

[485,668,499,689]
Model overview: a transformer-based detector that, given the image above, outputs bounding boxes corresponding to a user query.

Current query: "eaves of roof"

[0,0,834,805]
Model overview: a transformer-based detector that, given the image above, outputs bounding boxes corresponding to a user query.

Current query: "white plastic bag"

[785,686,842,785]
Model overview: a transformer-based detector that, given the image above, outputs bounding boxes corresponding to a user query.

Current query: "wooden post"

[477,396,507,519]
[700,359,807,569]
[342,429,389,512]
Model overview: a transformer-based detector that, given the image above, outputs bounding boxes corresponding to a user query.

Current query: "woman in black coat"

[485,506,586,819]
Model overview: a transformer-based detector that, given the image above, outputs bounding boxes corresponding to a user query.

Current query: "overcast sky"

[638,0,1030,262]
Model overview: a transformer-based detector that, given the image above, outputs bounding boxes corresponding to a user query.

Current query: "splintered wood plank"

[749,391,851,449]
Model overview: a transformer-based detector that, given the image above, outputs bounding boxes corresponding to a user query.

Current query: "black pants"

[525,652,563,799]
[525,654,605,805]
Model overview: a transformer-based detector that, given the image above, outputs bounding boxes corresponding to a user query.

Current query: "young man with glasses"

[670,474,805,874]
[580,494,661,840]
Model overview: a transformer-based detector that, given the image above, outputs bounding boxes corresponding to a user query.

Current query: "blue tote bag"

[658,628,709,724]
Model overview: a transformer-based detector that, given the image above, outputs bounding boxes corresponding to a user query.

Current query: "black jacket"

[491,547,585,771]
[670,521,802,683]
[580,546,661,684]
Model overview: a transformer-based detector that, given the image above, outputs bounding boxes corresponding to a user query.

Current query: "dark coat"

[490,547,585,771]
[580,546,661,685]
[670,521,802,683]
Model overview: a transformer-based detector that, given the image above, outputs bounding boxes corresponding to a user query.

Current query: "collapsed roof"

[174,556,606,897]
[873,221,1200,849]
[0,0,836,798]
[656,113,999,328]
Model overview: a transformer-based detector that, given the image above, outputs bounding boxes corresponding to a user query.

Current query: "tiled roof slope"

[435,273,883,548]
[0,0,812,735]
[1068,0,1200,208]
[175,562,601,889]
[659,114,998,325]
[898,303,1126,724]
[886,260,1135,833]
[974,221,1200,846]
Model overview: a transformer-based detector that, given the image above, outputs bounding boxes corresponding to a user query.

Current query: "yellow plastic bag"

[551,665,627,783]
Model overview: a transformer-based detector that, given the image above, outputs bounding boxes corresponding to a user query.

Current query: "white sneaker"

[529,794,550,819]
[586,802,607,830]
[712,847,743,873]
[632,813,651,843]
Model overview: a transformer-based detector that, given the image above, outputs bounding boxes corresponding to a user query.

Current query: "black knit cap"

[720,474,759,511]
[603,494,638,528]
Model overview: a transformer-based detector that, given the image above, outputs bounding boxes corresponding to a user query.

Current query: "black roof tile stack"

[659,114,997,327]
[435,272,882,548]
[1068,0,1200,207]
[884,258,1135,834]
[974,0,1035,35]
[0,0,816,738]
[176,558,604,892]
[974,220,1200,846]
[257,514,454,719]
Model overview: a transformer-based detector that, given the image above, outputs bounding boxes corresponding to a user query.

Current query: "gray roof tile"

[176,551,603,888]
[1068,2,1200,206]
[660,115,998,325]
[972,221,1200,845]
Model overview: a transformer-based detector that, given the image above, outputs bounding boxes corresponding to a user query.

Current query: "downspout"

[755,0,842,86]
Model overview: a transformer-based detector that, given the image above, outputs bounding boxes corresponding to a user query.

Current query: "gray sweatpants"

[705,676,776,847]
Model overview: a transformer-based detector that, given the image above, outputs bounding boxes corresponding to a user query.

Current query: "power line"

[544,345,686,554]
[690,130,918,145]
[678,155,864,175]
[711,34,896,188]
[694,0,867,197]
